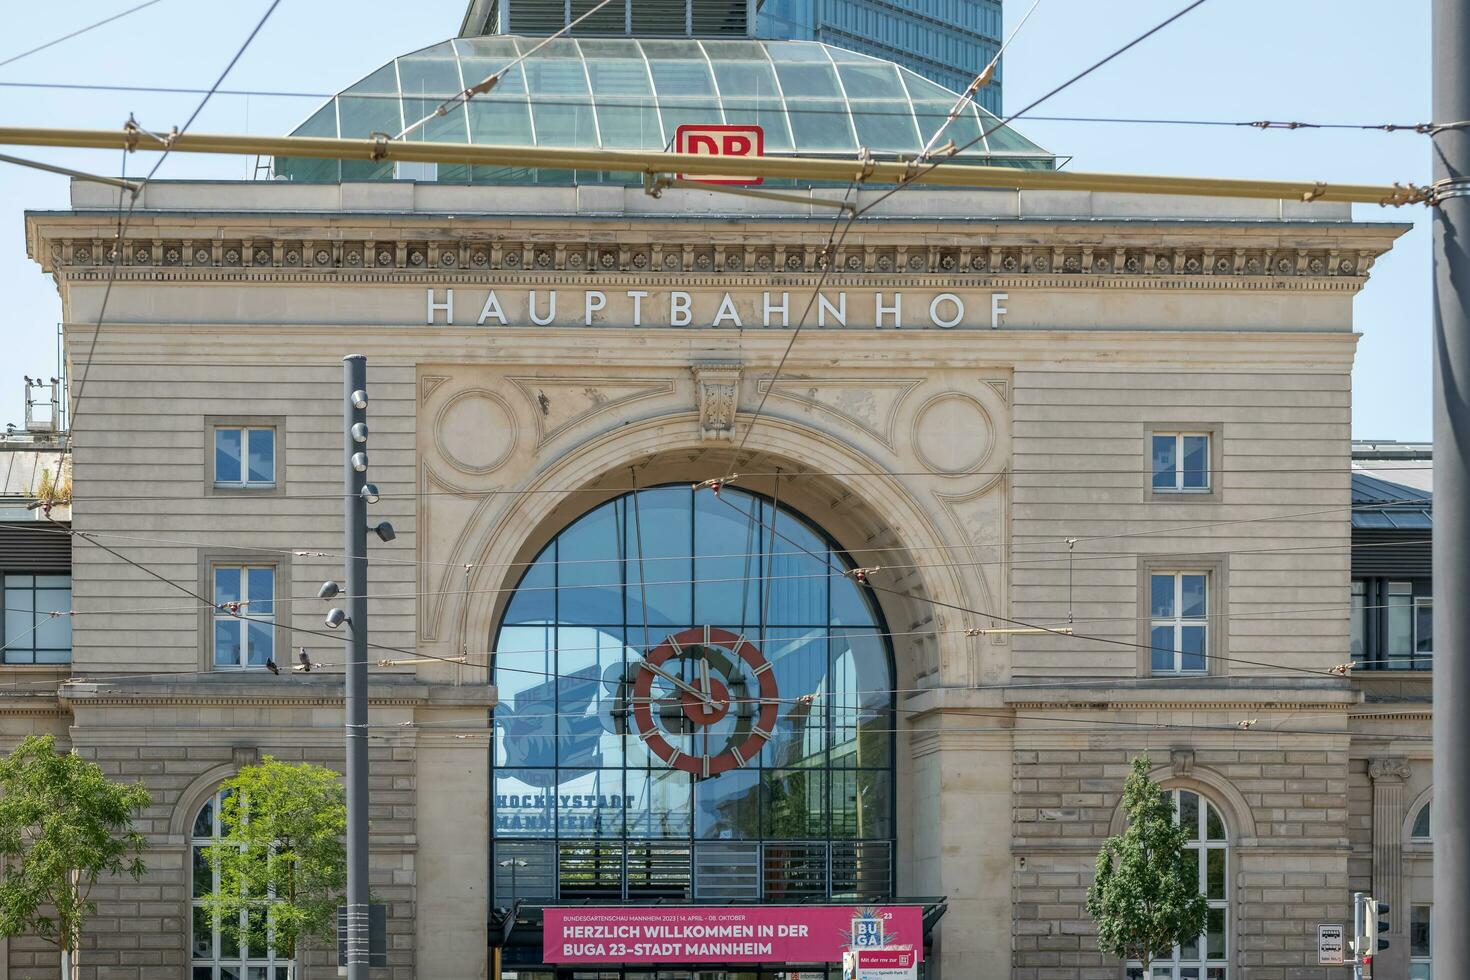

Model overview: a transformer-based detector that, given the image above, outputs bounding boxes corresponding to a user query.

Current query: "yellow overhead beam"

[0,124,1428,206]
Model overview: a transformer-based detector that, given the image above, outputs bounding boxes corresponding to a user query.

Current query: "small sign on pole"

[1318,922,1345,965]
[675,124,765,185]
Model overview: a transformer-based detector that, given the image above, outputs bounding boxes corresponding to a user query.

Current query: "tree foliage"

[0,735,151,954]
[1086,754,1208,973]
[199,757,346,959]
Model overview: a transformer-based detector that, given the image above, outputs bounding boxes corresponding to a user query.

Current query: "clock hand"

[638,659,714,706]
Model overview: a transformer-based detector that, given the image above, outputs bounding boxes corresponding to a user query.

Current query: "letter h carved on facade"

[693,362,741,442]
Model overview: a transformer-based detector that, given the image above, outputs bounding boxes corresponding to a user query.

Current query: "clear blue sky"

[0,0,1433,439]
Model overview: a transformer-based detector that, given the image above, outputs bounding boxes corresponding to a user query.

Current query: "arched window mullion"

[190,790,292,980]
[1126,788,1230,980]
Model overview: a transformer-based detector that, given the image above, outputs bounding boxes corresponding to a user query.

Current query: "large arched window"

[491,485,895,905]
[1128,789,1230,979]
[190,791,292,980]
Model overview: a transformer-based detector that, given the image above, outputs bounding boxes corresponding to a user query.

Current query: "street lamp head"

[351,452,369,472]
[350,389,368,410]
[361,483,380,504]
[317,580,341,600]
[325,607,347,629]
[351,421,369,444]
[373,521,397,543]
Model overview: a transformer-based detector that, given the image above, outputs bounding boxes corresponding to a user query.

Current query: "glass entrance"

[491,485,897,910]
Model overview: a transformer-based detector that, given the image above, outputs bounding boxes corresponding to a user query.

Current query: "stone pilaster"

[1369,757,1411,973]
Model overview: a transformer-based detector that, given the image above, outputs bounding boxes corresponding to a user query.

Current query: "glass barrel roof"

[274,36,1053,184]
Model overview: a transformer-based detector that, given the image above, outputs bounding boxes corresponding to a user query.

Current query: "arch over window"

[190,790,293,980]
[490,484,896,905]
[1127,789,1230,980]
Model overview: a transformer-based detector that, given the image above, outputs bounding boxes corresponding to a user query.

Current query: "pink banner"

[543,905,924,965]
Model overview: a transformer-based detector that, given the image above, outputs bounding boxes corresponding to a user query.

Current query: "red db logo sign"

[676,124,764,185]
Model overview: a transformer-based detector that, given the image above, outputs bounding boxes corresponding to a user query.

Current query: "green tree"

[1086,754,1208,975]
[199,757,346,963]
[0,735,151,980]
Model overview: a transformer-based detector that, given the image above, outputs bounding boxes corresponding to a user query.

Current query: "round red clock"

[628,626,780,779]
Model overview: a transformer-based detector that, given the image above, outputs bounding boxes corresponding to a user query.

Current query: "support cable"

[0,0,168,70]
[0,77,1455,136]
[65,0,283,432]
[917,0,1042,160]
[394,0,618,142]
[856,0,1210,217]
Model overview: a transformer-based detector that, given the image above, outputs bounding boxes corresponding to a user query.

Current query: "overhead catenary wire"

[0,152,141,191]
[0,492,1425,577]
[855,0,1212,218]
[708,489,1347,680]
[0,0,168,71]
[63,0,284,433]
[393,0,618,142]
[38,518,1375,683]
[0,123,1424,205]
[917,0,1042,160]
[48,466,1438,504]
[0,80,1449,135]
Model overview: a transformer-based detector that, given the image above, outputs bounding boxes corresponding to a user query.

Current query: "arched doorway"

[490,484,898,977]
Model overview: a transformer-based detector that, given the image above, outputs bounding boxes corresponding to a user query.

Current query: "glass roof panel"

[524,57,591,96]
[336,63,401,139]
[704,39,770,60]
[978,106,1050,155]
[835,62,901,100]
[850,102,921,153]
[650,56,722,137]
[762,40,831,61]
[278,36,1053,182]
[397,53,469,145]
[585,57,654,95]
[453,36,524,93]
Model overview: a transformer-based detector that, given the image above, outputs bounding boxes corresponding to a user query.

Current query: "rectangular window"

[1350,579,1367,662]
[2,573,71,664]
[1152,432,1211,492]
[1411,904,1431,979]
[214,426,276,488]
[212,565,275,669]
[1150,572,1208,674]
[1414,595,1433,668]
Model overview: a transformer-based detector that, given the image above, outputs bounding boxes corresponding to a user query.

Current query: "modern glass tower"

[755,0,1003,114]
[459,0,1004,114]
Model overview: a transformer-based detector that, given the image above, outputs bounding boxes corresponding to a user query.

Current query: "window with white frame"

[215,427,276,488]
[212,566,275,669]
[1152,432,1210,492]
[1127,789,1230,979]
[2,573,71,664]
[1411,904,1431,980]
[1150,572,1209,673]
[191,790,292,980]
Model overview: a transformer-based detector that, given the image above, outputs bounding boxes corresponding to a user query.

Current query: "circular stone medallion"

[434,390,517,475]
[913,393,994,475]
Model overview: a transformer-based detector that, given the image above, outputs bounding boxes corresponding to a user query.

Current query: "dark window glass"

[1412,802,1431,840]
[1411,905,1431,958]
[1152,434,1177,489]
[1351,579,1367,661]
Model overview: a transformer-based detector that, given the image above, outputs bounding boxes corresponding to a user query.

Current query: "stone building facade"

[7,165,1434,980]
